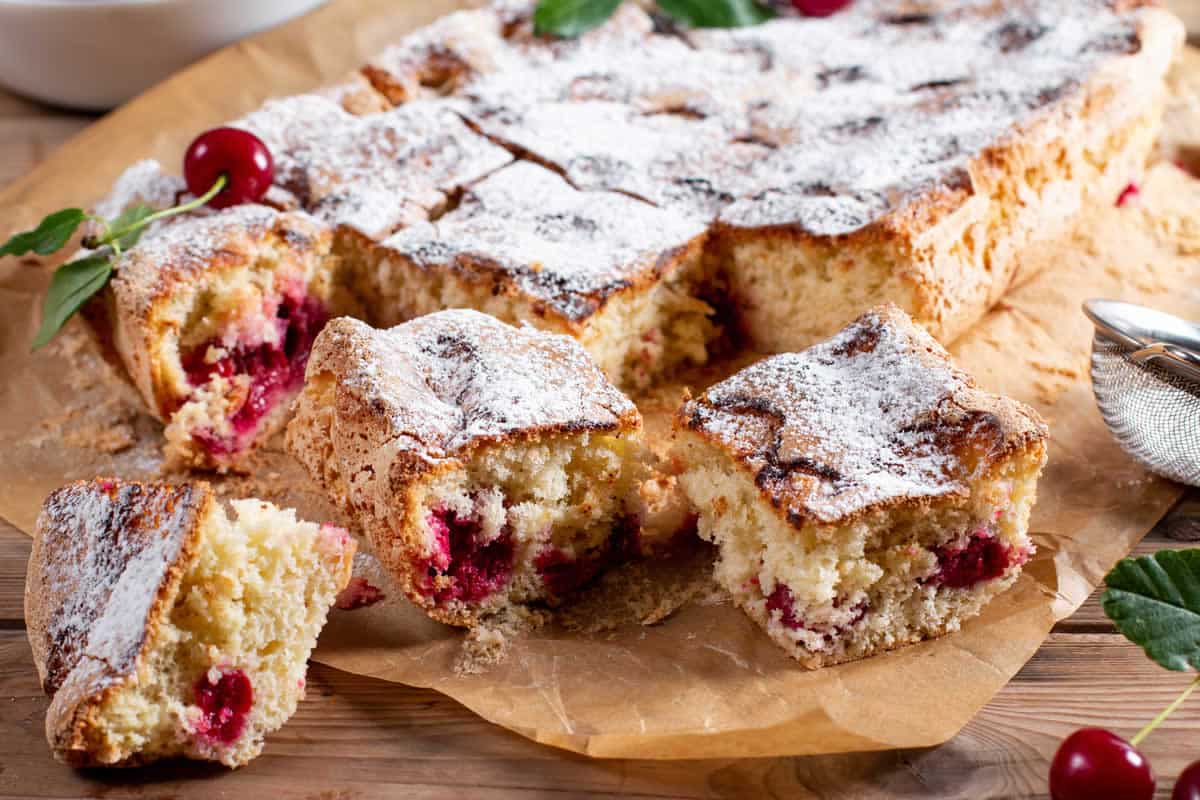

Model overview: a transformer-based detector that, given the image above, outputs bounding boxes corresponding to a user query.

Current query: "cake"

[674,305,1049,668]
[87,161,356,471]
[232,94,513,243]
[65,0,1182,468]
[286,309,648,627]
[25,479,355,767]
[362,161,716,388]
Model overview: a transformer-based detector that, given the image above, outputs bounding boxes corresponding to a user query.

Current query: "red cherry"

[183,127,274,209]
[1049,729,1155,800]
[791,0,853,16]
[1174,761,1200,800]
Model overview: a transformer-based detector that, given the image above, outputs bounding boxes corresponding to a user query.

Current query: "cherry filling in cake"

[181,293,328,456]
[766,586,869,637]
[535,517,642,597]
[929,528,1021,589]
[419,507,515,605]
[192,669,254,746]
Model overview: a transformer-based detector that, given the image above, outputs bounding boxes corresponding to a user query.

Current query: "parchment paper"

[0,0,1197,760]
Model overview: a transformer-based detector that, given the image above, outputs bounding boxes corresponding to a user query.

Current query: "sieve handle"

[1083,299,1200,353]
[1130,343,1200,384]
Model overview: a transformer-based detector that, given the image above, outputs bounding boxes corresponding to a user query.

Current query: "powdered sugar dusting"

[32,481,203,694]
[232,95,512,240]
[448,0,1153,233]
[681,305,1028,525]
[379,161,706,323]
[311,310,638,463]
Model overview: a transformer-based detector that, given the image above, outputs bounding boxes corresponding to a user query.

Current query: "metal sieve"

[1083,299,1200,488]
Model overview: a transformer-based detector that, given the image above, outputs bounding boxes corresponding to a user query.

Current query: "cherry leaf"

[657,0,775,27]
[108,204,156,251]
[534,0,623,37]
[1102,549,1200,672]
[0,208,86,258]
[31,254,114,350]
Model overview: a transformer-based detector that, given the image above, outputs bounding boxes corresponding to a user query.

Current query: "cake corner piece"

[674,303,1049,668]
[26,478,355,768]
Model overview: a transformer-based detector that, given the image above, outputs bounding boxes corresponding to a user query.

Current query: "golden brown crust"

[26,479,210,766]
[676,304,1049,528]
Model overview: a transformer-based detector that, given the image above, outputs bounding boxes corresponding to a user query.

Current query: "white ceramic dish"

[0,0,327,110]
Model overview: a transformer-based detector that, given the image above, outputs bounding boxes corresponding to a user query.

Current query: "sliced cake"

[674,304,1049,668]
[26,479,355,767]
[705,0,1183,350]
[286,310,648,627]
[363,161,716,388]
[453,0,1182,349]
[88,161,355,471]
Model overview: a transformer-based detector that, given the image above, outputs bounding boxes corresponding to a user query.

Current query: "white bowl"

[0,0,327,111]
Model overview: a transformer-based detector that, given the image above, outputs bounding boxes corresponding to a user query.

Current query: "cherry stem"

[1130,672,1200,748]
[101,174,228,254]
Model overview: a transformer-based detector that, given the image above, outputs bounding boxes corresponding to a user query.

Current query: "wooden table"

[3,22,1200,799]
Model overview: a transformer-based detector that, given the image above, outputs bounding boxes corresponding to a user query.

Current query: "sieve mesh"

[1091,336,1200,487]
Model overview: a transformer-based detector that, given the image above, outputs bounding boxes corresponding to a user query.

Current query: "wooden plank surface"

[2,3,1200,797]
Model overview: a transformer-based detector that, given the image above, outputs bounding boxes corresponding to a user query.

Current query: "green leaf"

[31,254,114,350]
[108,204,156,251]
[657,0,775,28]
[1102,549,1200,672]
[534,0,623,37]
[0,208,86,258]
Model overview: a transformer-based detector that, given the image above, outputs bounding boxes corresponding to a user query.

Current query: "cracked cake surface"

[678,303,1048,526]
[376,161,708,327]
[674,305,1050,667]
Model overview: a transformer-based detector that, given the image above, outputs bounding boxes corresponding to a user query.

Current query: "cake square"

[89,161,356,471]
[26,478,354,767]
[362,161,716,388]
[286,310,648,627]
[674,304,1049,668]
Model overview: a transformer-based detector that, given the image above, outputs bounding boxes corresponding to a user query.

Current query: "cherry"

[791,0,853,16]
[1049,729,1155,800]
[183,127,274,209]
[1174,761,1200,800]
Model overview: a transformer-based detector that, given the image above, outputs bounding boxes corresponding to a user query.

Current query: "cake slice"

[88,161,355,471]
[286,310,648,627]
[674,304,1048,668]
[26,479,355,767]
[362,161,717,389]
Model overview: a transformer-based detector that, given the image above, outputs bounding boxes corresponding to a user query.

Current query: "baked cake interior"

[679,442,1044,667]
[81,500,352,767]
[411,433,646,616]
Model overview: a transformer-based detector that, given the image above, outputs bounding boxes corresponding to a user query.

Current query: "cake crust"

[677,304,1049,528]
[26,480,210,766]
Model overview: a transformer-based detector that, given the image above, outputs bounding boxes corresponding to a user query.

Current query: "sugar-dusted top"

[678,304,1047,526]
[26,480,207,697]
[233,94,512,240]
[378,161,708,325]
[306,311,640,471]
[452,0,1174,234]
